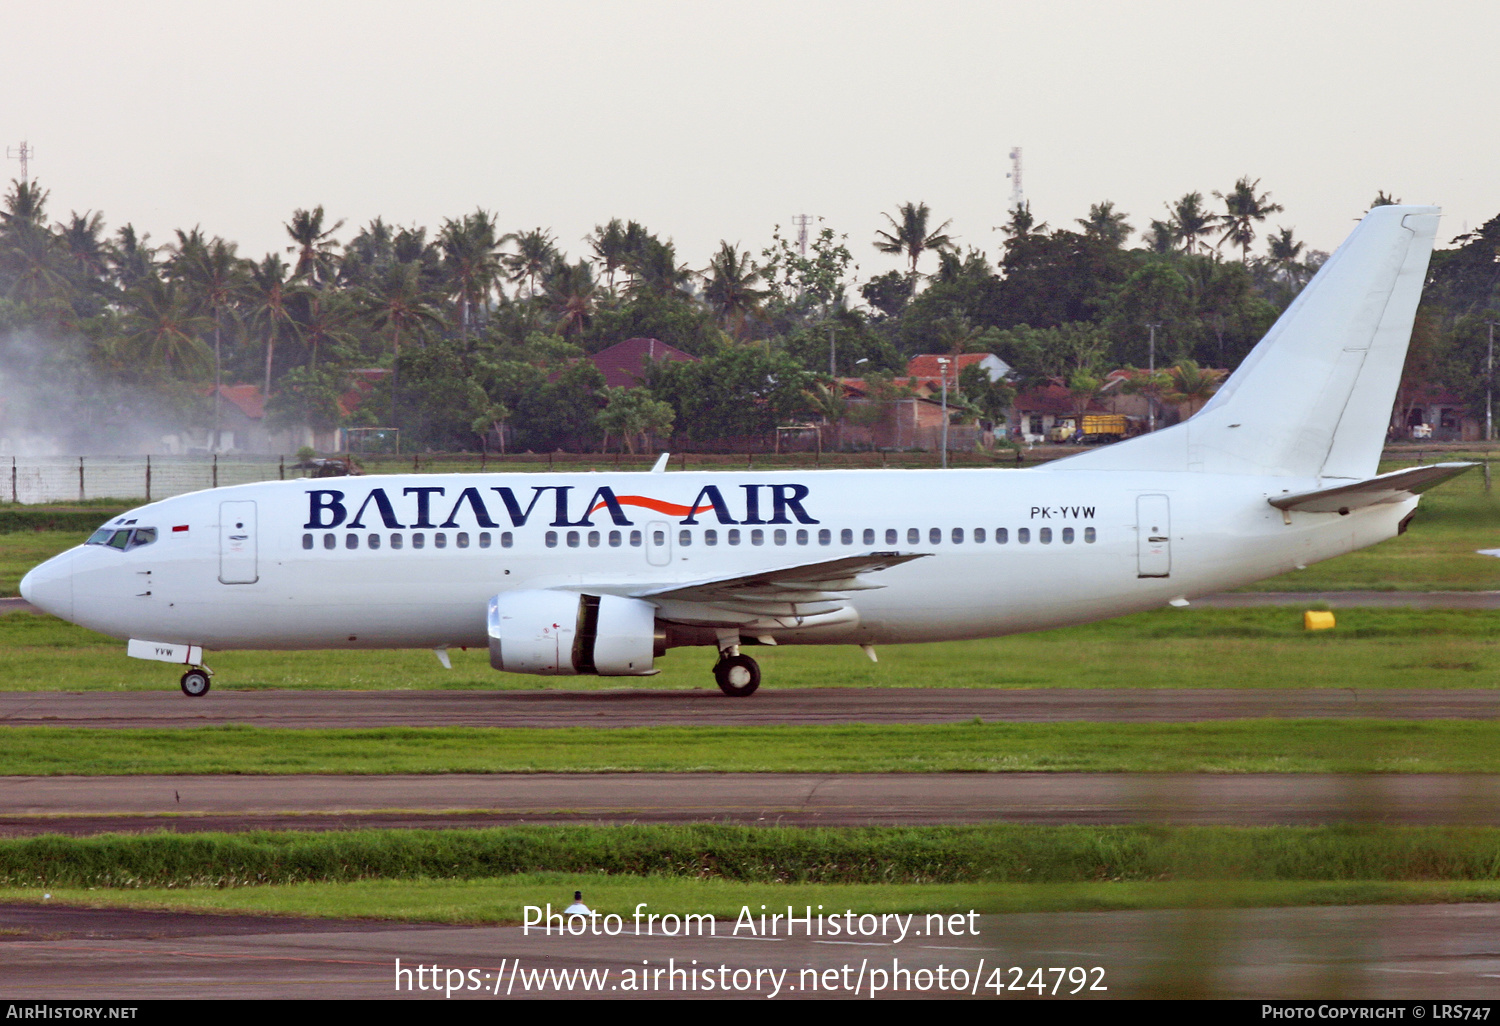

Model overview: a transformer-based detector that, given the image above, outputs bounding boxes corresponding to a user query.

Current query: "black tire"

[180,669,211,697]
[713,654,760,697]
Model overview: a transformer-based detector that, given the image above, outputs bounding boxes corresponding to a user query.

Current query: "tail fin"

[1049,205,1440,479]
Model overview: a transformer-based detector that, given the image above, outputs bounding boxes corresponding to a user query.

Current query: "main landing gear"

[179,666,213,697]
[713,652,760,697]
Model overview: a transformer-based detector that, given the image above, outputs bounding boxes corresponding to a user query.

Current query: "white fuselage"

[21,467,1412,654]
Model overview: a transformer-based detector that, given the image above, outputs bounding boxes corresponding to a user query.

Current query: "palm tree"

[702,241,767,338]
[285,206,345,285]
[1214,177,1283,262]
[294,288,359,370]
[169,231,251,449]
[107,225,158,292]
[1076,201,1132,247]
[543,258,599,336]
[118,278,213,378]
[626,237,694,300]
[57,210,109,282]
[586,219,630,294]
[1168,192,1215,255]
[0,179,68,307]
[1266,227,1306,291]
[874,202,954,285]
[1165,359,1225,415]
[360,261,446,442]
[245,253,304,399]
[438,210,503,340]
[503,228,558,297]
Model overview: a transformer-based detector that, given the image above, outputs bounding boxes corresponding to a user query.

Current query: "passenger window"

[391,533,404,549]
[608,530,621,547]
[974,528,986,543]
[502,532,514,548]
[545,532,557,548]
[996,528,1008,544]
[652,529,665,547]
[751,529,764,546]
[774,529,787,545]
[728,529,741,545]
[840,528,852,545]
[820,529,832,545]
[346,533,358,549]
[704,529,717,546]
[678,529,692,547]
[796,529,808,545]
[324,533,336,550]
[629,530,642,547]
[435,532,447,549]
[479,532,491,549]
[863,528,875,545]
[1062,527,1074,544]
[587,531,600,548]
[952,528,963,544]
[1085,527,1097,543]
[566,531,580,548]
[886,529,897,545]
[1017,528,1030,544]
[1039,528,1052,544]
[413,533,425,549]
[302,533,313,550]
[907,528,919,544]
[457,532,470,548]
[368,534,381,550]
[928,527,940,545]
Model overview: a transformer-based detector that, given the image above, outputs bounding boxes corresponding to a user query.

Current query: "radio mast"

[6,140,34,184]
[1006,147,1024,212]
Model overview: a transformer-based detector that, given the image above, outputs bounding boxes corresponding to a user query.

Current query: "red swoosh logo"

[590,495,714,517]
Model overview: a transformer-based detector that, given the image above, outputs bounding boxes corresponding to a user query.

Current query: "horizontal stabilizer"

[633,551,929,606]
[1269,462,1475,514]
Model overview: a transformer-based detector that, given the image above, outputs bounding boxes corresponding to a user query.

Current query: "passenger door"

[218,500,258,584]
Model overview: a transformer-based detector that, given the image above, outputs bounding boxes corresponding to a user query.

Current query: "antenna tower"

[6,140,34,184]
[792,213,813,258]
[1006,147,1024,212]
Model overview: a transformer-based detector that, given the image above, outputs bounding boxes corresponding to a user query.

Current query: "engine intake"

[487,590,660,675]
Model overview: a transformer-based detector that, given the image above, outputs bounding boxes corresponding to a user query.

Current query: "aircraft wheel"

[180,669,211,697]
[713,654,760,697]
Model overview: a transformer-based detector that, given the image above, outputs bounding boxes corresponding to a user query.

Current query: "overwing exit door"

[1136,494,1171,578]
[219,500,258,584]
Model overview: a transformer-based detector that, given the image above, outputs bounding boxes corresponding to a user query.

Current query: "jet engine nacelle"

[487,590,661,676]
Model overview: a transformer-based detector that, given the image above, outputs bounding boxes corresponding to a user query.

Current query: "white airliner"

[20,205,1471,697]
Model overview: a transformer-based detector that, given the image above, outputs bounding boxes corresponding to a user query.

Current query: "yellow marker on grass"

[1304,610,1336,631]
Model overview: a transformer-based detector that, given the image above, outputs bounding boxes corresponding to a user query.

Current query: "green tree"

[1076,201,1132,247]
[438,209,503,341]
[1168,192,1215,255]
[360,261,446,439]
[245,253,303,398]
[504,228,559,297]
[1214,177,1283,262]
[596,385,675,453]
[873,201,953,286]
[285,206,345,285]
[702,241,768,339]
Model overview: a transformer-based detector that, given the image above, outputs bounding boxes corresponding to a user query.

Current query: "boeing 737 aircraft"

[20,205,1471,696]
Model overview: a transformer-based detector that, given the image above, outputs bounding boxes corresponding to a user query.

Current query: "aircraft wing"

[631,551,929,630]
[1269,462,1475,514]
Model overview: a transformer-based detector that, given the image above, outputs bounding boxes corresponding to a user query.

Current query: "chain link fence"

[4,455,306,505]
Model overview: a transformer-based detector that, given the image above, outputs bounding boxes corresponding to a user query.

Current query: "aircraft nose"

[19,551,74,621]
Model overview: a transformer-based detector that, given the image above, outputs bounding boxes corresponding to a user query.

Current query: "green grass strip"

[13,878,1500,924]
[5,720,1500,774]
[7,824,1500,889]
[7,607,1500,691]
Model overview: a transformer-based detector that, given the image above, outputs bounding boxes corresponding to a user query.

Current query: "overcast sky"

[6,0,1496,285]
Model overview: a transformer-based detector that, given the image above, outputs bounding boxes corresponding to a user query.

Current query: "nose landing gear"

[179,666,213,697]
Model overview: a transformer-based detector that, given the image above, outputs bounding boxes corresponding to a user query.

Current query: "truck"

[1081,414,1129,442]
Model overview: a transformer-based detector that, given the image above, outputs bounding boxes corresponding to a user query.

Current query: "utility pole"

[1487,318,1498,443]
[1145,322,1161,432]
[793,214,813,259]
[828,323,836,377]
[937,356,951,469]
[1006,147,1024,212]
[6,140,34,184]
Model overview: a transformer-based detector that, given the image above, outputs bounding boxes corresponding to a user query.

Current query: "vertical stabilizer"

[1049,205,1440,479]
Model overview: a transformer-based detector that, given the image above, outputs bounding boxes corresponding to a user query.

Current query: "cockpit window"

[87,527,157,551]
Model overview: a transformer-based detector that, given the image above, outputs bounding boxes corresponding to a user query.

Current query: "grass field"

[5,606,1498,692]
[5,719,1500,774]
[6,824,1500,920]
